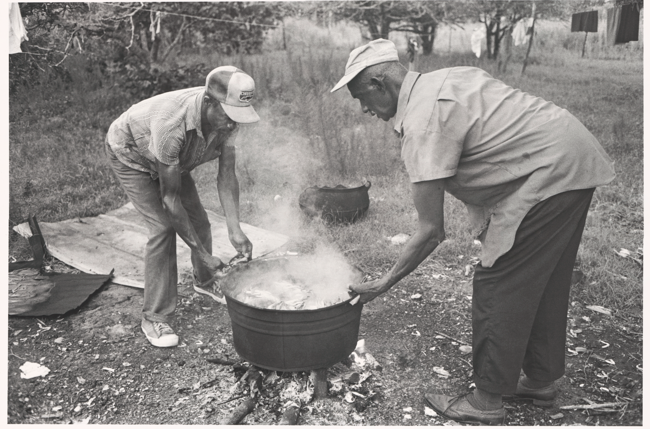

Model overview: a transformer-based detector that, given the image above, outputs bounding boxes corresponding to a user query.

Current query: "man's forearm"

[162,194,210,257]
[383,226,444,288]
[217,173,242,232]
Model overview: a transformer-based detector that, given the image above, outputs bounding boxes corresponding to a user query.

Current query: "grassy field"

[8,19,643,313]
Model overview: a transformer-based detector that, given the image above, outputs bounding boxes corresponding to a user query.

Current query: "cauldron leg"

[311,368,328,399]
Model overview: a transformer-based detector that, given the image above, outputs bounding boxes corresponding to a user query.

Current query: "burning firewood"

[218,397,257,425]
[279,403,300,425]
[217,366,263,424]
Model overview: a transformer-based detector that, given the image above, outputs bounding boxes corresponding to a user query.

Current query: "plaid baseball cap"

[206,66,260,123]
[331,39,400,93]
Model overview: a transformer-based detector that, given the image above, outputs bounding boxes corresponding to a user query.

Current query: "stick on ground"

[219,397,257,425]
[560,402,628,410]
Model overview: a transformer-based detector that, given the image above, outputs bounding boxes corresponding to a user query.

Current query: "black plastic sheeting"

[11,271,112,317]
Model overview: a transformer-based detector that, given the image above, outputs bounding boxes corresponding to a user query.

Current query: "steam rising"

[222,248,362,310]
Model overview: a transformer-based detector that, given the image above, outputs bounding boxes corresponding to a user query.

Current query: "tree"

[306,1,460,55]
[462,1,569,61]
[11,2,295,95]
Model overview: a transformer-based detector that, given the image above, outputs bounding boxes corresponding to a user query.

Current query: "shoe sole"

[141,326,179,347]
[503,395,555,408]
[424,395,506,426]
[193,284,226,305]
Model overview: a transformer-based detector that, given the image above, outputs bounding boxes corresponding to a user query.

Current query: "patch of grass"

[8,19,642,313]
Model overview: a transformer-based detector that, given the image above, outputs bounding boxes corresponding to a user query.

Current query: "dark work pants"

[471,188,595,394]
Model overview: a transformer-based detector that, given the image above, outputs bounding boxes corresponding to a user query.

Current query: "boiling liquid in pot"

[226,254,360,310]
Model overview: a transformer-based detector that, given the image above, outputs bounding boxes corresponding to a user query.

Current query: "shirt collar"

[393,71,420,136]
[192,88,205,139]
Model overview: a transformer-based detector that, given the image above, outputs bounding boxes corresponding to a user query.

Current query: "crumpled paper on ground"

[20,361,50,379]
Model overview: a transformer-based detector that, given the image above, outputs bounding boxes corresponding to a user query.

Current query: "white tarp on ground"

[13,203,290,289]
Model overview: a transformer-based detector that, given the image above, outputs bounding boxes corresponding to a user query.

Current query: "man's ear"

[370,76,386,93]
[204,95,215,106]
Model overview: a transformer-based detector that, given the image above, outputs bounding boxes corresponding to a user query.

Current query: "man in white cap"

[334,39,615,424]
[105,66,259,348]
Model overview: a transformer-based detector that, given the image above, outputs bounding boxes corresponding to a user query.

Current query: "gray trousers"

[472,188,595,394]
[106,143,213,324]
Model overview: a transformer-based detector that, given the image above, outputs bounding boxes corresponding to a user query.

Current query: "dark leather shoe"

[424,391,506,425]
[503,381,558,407]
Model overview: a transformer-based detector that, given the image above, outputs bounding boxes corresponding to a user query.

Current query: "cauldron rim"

[307,181,371,194]
[220,255,363,312]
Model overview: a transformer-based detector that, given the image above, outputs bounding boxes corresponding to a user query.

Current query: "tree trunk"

[380,17,391,39]
[493,21,501,58]
[497,25,513,73]
[366,18,381,39]
[521,2,537,76]
[420,24,436,55]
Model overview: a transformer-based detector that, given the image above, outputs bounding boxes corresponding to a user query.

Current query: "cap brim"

[330,69,363,93]
[221,103,260,124]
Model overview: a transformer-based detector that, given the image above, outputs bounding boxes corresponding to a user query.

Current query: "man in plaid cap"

[106,66,259,348]
[335,39,615,424]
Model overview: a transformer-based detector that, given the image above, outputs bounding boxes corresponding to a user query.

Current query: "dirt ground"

[7,252,642,426]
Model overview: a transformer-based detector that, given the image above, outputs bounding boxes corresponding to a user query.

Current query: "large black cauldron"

[220,256,364,372]
[298,182,371,224]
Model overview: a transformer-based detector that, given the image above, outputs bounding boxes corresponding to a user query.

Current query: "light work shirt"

[106,87,237,179]
[394,67,616,267]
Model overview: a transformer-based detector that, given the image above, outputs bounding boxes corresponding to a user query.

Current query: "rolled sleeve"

[401,128,462,183]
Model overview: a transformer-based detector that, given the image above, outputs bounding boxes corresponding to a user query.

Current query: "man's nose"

[360,104,369,114]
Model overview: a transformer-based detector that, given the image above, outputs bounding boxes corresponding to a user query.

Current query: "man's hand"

[201,253,227,275]
[349,278,392,304]
[229,228,253,260]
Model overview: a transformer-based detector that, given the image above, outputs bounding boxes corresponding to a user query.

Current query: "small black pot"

[298,181,371,224]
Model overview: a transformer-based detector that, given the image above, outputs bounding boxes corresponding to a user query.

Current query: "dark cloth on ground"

[471,188,595,394]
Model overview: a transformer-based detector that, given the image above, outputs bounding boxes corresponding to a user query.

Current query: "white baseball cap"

[331,39,400,93]
[206,66,260,124]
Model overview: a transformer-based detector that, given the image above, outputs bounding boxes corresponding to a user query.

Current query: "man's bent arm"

[217,143,252,256]
[381,179,446,288]
[157,161,222,270]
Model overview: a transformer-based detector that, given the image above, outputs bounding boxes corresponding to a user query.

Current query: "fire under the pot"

[221,254,362,310]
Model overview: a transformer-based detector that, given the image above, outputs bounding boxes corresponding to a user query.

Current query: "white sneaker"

[193,274,226,305]
[141,319,179,347]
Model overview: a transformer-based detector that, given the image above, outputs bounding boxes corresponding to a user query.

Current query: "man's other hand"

[349,278,391,304]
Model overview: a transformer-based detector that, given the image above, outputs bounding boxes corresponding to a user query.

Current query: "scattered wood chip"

[550,413,564,420]
[433,367,450,378]
[586,305,612,316]
[560,402,627,410]
[592,354,615,365]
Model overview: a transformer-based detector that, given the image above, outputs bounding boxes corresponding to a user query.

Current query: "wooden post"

[581,31,588,57]
[521,1,537,76]
[311,368,328,400]
[282,21,287,51]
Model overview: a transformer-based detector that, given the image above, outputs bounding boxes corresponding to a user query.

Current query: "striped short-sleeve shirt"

[106,87,233,179]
